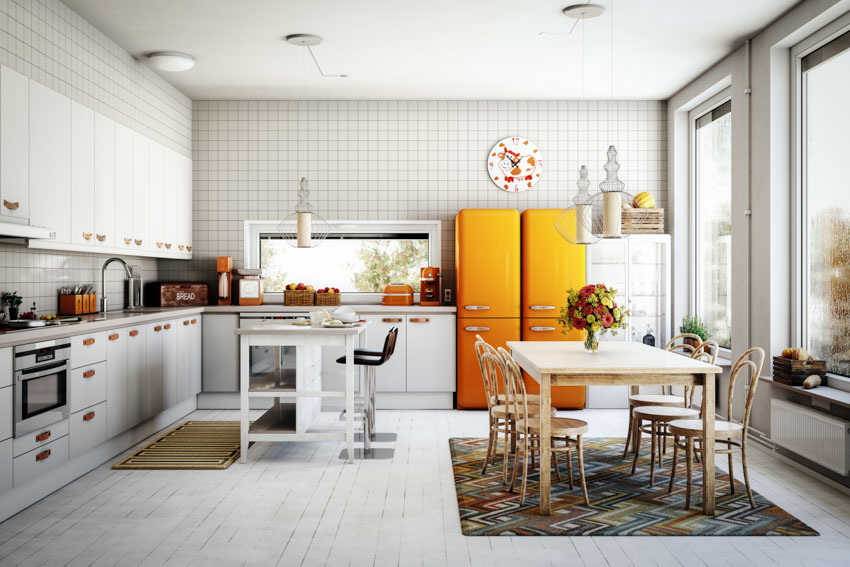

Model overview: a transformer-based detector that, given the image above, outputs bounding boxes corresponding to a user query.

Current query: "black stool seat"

[336,353,384,366]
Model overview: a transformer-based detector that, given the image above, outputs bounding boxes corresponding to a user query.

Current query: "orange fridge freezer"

[455,209,521,319]
[521,209,586,319]
[456,317,520,409]
[521,318,586,409]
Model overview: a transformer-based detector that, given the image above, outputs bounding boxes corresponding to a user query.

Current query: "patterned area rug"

[113,421,243,470]
[449,437,817,536]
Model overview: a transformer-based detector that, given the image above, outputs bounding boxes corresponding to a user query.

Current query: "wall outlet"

[444,288,452,304]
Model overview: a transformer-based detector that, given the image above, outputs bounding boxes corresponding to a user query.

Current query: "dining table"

[506,340,722,516]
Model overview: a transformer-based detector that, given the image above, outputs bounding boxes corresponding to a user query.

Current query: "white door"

[114,123,134,249]
[177,318,192,401]
[148,141,164,252]
[147,322,165,416]
[163,148,177,253]
[406,315,456,392]
[0,66,29,223]
[132,132,149,251]
[105,329,127,438]
[161,321,177,408]
[30,82,71,242]
[361,315,406,392]
[71,102,95,246]
[93,114,115,248]
[126,326,146,428]
[190,317,202,395]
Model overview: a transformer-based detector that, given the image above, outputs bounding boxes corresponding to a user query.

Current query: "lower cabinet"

[126,325,147,428]
[0,438,11,493]
[70,401,107,458]
[14,436,69,486]
[0,385,12,441]
[361,315,407,392]
[147,322,166,418]
[106,329,128,438]
[406,314,456,392]
[70,361,107,414]
[177,318,191,401]
[190,317,202,395]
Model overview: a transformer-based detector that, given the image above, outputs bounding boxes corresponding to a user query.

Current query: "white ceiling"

[63,0,799,100]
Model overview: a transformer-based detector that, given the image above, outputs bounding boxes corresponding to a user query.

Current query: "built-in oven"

[14,340,71,438]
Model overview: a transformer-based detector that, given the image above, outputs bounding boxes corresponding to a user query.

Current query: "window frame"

[244,219,442,304]
[688,88,733,356]
[793,15,850,389]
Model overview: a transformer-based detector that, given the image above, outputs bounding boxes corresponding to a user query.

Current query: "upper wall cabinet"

[0,65,192,260]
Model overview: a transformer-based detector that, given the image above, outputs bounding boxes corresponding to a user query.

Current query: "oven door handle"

[19,360,68,379]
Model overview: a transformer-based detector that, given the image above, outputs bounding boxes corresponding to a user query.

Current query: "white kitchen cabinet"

[70,362,107,414]
[14,436,69,486]
[361,315,407,392]
[161,320,177,408]
[190,317,202,395]
[132,132,149,251]
[0,66,29,223]
[163,149,177,252]
[178,154,192,255]
[106,329,128,438]
[126,326,147,428]
[177,318,192,401]
[0,386,11,442]
[0,348,11,388]
[71,331,107,368]
[94,113,116,248]
[0,438,11,494]
[146,322,165,417]
[29,81,71,242]
[148,141,164,252]
[71,101,95,246]
[406,315,456,392]
[70,402,107,458]
[114,123,134,249]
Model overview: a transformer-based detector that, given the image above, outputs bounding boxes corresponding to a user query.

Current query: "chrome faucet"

[101,257,133,315]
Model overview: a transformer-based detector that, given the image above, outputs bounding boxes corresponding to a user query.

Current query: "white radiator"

[771,398,850,475]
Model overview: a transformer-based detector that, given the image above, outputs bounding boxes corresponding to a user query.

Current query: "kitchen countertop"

[0,304,456,348]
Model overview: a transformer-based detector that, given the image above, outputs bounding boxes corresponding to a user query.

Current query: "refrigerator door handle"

[530,305,556,311]
[464,305,490,310]
[463,326,490,332]
[529,326,556,332]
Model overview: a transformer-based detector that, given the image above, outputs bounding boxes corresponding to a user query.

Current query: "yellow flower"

[591,322,602,332]
[613,308,621,319]
[587,314,596,323]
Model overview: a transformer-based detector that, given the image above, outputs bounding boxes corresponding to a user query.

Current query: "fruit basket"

[315,286,341,306]
[622,208,664,234]
[284,289,315,306]
[772,356,827,386]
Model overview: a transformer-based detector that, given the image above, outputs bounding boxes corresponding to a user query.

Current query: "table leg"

[345,334,355,463]
[702,372,715,515]
[540,372,552,515]
[240,338,250,464]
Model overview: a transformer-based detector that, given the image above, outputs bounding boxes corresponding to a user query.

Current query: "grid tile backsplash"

[0,0,192,315]
[162,99,667,295]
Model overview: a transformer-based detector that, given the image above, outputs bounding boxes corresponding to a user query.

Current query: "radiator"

[771,398,850,475]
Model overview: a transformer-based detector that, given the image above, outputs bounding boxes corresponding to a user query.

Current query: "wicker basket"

[315,292,341,306]
[284,289,315,306]
[622,208,665,234]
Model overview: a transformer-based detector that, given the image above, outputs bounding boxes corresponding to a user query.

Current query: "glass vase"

[584,328,599,354]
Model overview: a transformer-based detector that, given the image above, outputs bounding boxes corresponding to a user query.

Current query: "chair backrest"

[497,346,529,427]
[685,340,719,409]
[658,334,705,395]
[727,347,765,434]
[379,327,398,363]
[474,335,503,410]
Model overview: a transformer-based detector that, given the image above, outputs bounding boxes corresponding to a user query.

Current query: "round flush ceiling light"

[147,52,195,72]
[562,3,606,19]
[285,34,323,47]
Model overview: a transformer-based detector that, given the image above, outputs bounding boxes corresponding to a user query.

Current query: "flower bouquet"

[558,284,630,353]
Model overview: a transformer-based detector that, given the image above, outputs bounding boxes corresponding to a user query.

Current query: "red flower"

[573,317,587,330]
[583,305,593,315]
[601,312,614,328]
[594,306,603,316]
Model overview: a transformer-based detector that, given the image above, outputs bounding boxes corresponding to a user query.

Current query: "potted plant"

[679,314,710,349]
[1,291,22,321]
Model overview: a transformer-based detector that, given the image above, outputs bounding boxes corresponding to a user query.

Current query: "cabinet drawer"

[14,419,69,457]
[71,331,107,368]
[71,361,107,413]
[0,386,11,441]
[0,347,11,388]
[14,436,69,486]
[70,401,107,458]
[0,438,12,493]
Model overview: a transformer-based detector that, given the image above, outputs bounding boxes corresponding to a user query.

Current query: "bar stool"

[336,327,398,453]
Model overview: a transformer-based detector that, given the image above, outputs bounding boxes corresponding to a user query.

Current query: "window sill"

[759,376,850,410]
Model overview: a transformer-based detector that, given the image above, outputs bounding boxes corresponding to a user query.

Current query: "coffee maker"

[217,256,233,305]
[419,266,441,306]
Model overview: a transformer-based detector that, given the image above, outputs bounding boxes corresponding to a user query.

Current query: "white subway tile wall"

[0,0,192,315]
[162,99,667,294]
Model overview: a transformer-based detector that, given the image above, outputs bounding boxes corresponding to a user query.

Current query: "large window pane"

[804,44,850,377]
[695,101,732,349]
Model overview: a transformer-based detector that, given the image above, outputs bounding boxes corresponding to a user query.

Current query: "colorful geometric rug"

[113,421,244,470]
[449,437,818,536]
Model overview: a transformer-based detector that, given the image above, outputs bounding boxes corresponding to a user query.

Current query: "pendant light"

[277,177,330,248]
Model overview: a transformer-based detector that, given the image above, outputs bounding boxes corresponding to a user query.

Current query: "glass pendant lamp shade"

[277,177,330,248]
[599,145,625,238]
[555,166,601,245]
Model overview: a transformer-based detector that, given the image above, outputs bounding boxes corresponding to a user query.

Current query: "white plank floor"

[0,408,848,566]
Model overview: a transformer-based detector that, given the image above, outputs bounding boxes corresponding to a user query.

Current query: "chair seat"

[491,393,542,405]
[491,404,555,418]
[633,405,700,420]
[629,394,685,406]
[515,416,589,436]
[336,354,385,366]
[667,418,743,437]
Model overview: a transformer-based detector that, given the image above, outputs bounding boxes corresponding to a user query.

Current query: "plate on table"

[322,321,355,328]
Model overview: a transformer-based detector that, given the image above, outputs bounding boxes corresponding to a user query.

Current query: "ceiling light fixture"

[285,34,348,78]
[147,52,195,72]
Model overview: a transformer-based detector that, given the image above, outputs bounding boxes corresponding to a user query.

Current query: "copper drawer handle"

[164,324,171,330]
[82,232,92,240]
[191,319,197,324]
[83,338,95,346]
[183,320,190,326]
[3,200,19,210]
[83,369,95,378]
[187,246,192,252]
[156,242,163,248]
[108,333,119,341]
[134,239,142,246]
[35,430,51,443]
[178,245,185,251]
[124,237,132,245]
[410,318,430,323]
[36,449,51,462]
[154,325,162,332]
[382,318,403,323]
[165,243,171,249]
[83,411,95,422]
[129,329,139,337]
[96,234,106,242]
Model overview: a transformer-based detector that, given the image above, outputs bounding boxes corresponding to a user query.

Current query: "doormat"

[113,421,245,470]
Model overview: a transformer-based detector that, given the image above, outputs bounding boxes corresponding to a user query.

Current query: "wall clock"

[488,137,543,192]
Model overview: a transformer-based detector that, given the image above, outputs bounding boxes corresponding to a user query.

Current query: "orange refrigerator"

[521,209,586,409]
[456,209,521,409]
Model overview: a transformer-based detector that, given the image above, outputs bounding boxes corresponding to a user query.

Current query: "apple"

[332,287,340,293]
[305,285,314,291]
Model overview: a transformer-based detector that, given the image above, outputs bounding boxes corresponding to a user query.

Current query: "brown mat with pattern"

[112,421,243,470]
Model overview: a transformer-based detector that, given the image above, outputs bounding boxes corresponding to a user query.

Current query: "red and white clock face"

[488,137,542,192]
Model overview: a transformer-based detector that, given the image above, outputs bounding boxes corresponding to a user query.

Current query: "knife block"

[59,293,97,315]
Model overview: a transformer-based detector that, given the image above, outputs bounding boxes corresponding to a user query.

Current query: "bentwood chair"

[667,347,765,509]
[629,341,718,486]
[497,347,591,507]
[623,333,705,457]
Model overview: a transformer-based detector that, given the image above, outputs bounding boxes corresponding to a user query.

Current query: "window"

[693,98,732,349]
[244,221,441,299]
[801,31,850,378]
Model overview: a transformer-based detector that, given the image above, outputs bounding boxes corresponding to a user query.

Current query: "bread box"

[144,282,209,307]
[381,283,414,306]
